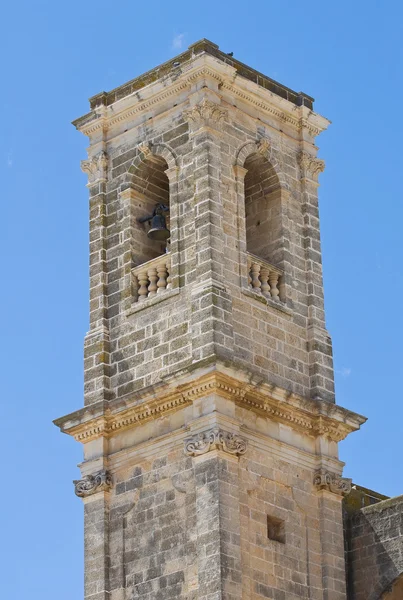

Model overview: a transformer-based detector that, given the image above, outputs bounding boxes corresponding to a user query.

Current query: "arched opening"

[130,155,170,267]
[381,573,403,599]
[244,153,282,266]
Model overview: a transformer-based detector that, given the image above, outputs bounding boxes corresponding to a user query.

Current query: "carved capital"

[257,138,271,157]
[298,151,325,179]
[184,98,227,129]
[137,141,152,158]
[81,151,108,186]
[313,469,352,496]
[73,470,112,497]
[184,427,247,457]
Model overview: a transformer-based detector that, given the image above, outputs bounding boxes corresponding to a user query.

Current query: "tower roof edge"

[75,38,315,122]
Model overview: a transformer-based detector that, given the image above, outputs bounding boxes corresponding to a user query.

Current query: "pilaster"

[186,97,235,364]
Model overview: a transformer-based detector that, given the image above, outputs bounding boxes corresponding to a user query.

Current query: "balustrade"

[132,254,171,302]
[247,253,285,302]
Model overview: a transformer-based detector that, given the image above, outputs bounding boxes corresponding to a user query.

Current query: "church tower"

[55,40,366,600]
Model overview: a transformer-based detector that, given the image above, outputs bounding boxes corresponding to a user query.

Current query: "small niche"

[267,515,285,544]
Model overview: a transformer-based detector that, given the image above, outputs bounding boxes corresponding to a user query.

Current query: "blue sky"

[1,1,402,598]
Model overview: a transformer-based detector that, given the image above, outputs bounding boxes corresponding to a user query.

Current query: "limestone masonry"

[55,39,403,600]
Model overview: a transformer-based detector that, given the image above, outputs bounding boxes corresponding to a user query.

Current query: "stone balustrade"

[247,253,285,302]
[132,254,171,302]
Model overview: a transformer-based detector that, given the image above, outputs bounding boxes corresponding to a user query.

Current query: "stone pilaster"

[186,427,246,600]
[185,98,235,364]
[74,470,112,600]
[314,470,352,600]
[299,149,335,402]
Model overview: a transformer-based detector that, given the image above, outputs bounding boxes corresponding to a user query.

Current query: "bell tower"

[55,40,366,600]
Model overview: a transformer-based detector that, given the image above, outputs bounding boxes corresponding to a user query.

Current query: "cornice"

[75,60,328,141]
[55,369,366,445]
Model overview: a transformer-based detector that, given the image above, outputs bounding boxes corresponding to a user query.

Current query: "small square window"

[267,515,285,544]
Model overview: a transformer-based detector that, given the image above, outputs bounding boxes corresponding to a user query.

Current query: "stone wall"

[346,495,403,599]
[91,421,348,600]
[81,62,335,408]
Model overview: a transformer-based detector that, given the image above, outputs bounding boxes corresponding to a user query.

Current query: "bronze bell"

[148,213,170,241]
[138,203,170,241]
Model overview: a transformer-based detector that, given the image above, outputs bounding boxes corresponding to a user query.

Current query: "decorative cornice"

[184,427,247,457]
[55,370,366,445]
[313,469,352,496]
[74,470,112,497]
[298,151,325,179]
[183,98,227,129]
[80,151,108,186]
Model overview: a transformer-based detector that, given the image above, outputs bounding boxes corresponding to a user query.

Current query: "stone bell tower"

[55,40,366,600]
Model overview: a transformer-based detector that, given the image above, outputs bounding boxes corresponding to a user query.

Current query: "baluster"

[251,262,261,292]
[260,267,270,296]
[147,267,158,298]
[132,274,139,303]
[157,263,168,293]
[269,271,280,301]
[137,270,149,301]
[278,276,286,303]
[247,257,252,288]
[166,260,172,290]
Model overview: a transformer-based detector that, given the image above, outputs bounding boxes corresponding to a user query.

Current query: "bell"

[147,213,170,241]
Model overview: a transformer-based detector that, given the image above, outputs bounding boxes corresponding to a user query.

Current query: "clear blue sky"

[1,1,402,598]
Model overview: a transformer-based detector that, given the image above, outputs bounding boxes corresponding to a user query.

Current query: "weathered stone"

[52,38,387,600]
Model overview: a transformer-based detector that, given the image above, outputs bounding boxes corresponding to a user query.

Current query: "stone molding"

[74,60,329,140]
[313,468,352,496]
[183,98,227,129]
[73,470,112,497]
[54,370,366,445]
[298,151,325,179]
[184,427,247,457]
[80,151,108,186]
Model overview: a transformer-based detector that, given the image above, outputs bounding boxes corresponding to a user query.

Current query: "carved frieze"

[81,151,108,185]
[184,98,227,129]
[74,470,112,497]
[298,151,325,179]
[313,469,352,496]
[184,427,247,457]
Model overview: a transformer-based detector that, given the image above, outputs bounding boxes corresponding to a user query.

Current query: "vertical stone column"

[81,152,113,405]
[185,427,247,600]
[74,469,112,600]
[314,469,352,600]
[299,150,335,402]
[184,98,235,364]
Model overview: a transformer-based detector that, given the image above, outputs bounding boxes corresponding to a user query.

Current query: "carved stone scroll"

[183,98,227,129]
[81,151,108,185]
[74,469,112,497]
[298,151,325,179]
[184,427,247,457]
[313,469,352,496]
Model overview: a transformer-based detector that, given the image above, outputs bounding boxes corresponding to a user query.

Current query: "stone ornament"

[137,141,152,158]
[298,151,325,178]
[184,98,227,127]
[256,138,271,157]
[81,151,108,185]
[184,427,247,457]
[313,469,352,496]
[74,470,112,497]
